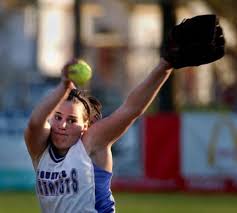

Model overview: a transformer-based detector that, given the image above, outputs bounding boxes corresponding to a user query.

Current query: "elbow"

[124,104,144,120]
[133,108,146,118]
[130,106,144,117]
[123,96,149,119]
[25,119,39,134]
[28,116,40,128]
[27,116,49,131]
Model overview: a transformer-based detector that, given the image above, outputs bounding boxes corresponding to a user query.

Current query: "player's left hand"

[161,14,225,69]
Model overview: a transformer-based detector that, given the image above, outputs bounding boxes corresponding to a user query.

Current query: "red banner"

[144,113,180,180]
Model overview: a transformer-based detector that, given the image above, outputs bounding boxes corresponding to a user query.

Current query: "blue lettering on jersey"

[36,169,79,196]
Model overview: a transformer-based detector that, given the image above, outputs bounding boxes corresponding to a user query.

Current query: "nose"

[59,120,67,129]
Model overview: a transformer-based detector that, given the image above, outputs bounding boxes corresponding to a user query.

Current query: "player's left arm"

[84,14,225,153]
[83,58,173,151]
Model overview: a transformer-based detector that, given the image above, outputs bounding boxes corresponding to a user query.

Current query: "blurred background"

[0,0,237,212]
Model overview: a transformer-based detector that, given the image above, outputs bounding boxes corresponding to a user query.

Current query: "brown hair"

[66,89,102,126]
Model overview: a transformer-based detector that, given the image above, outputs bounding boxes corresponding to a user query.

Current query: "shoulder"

[24,121,50,163]
[32,144,50,170]
[89,144,113,173]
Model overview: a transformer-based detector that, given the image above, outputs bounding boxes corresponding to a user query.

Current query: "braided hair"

[66,89,102,126]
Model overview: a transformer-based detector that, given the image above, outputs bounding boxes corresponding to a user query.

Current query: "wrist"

[61,79,74,91]
[159,57,172,70]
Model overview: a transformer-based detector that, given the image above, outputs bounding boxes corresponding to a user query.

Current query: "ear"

[48,112,55,125]
[82,120,89,132]
[48,117,53,125]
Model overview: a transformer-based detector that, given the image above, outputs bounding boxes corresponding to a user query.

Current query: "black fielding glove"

[161,14,225,69]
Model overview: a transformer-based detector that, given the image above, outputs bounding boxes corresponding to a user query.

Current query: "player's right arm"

[24,80,73,163]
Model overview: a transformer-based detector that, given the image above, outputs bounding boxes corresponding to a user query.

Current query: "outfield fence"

[1,112,237,193]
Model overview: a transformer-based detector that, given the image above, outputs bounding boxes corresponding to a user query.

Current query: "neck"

[51,143,69,157]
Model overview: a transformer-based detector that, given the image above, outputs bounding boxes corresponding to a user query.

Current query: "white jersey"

[35,139,115,213]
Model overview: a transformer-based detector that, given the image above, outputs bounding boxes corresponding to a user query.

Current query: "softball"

[67,59,92,86]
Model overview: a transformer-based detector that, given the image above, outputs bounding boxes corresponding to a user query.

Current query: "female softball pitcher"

[24,14,224,213]
[24,57,172,213]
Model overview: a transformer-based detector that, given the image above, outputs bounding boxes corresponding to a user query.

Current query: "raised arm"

[85,14,226,152]
[84,58,173,150]
[24,77,73,162]
[123,59,172,117]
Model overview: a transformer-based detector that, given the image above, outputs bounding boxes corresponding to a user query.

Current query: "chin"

[53,139,76,151]
[52,143,70,156]
[53,141,70,150]
[51,134,78,150]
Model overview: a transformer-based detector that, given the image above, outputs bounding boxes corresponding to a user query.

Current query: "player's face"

[50,101,88,154]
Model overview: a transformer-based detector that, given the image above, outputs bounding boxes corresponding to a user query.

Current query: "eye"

[67,118,77,124]
[54,114,62,121]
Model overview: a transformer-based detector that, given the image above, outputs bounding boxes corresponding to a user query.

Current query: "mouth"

[53,131,68,136]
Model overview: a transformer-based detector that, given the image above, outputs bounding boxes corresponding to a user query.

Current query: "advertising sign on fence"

[0,113,35,190]
[181,113,237,192]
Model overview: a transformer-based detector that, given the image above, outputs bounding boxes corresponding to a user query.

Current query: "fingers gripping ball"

[68,60,92,86]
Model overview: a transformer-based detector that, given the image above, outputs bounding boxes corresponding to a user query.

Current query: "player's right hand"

[61,58,77,88]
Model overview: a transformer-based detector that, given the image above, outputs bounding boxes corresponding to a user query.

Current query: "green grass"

[0,191,40,213]
[115,192,237,213]
[0,191,236,213]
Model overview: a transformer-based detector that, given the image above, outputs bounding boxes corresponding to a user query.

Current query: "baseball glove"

[161,14,225,69]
